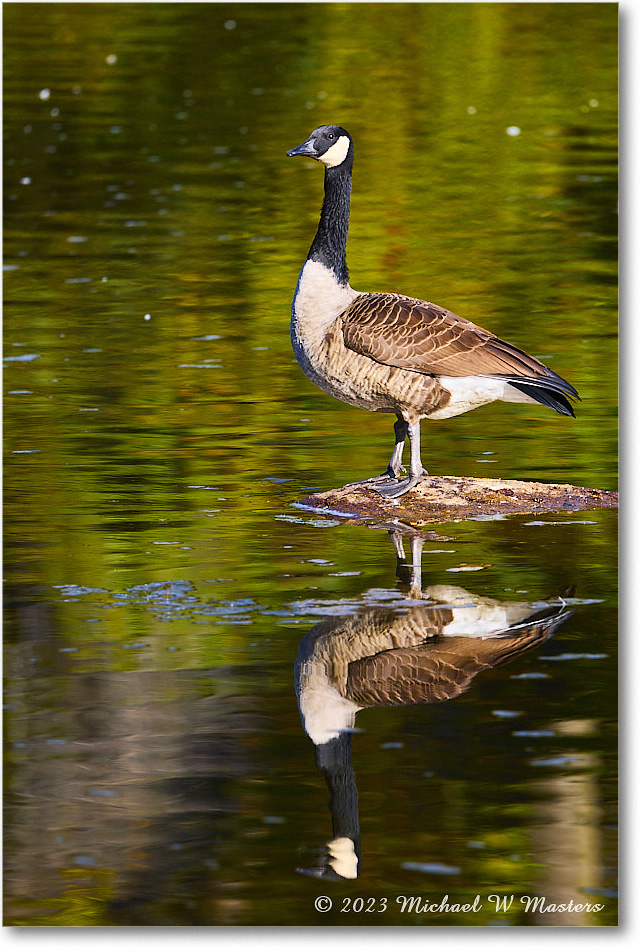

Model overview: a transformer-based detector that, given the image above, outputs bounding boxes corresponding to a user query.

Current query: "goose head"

[287,124,353,168]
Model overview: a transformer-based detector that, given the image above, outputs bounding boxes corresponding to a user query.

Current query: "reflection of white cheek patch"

[320,135,350,167]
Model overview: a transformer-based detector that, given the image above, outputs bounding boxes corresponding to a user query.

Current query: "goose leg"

[346,414,407,487]
[408,534,426,597]
[370,420,426,498]
[388,525,427,595]
[387,414,408,477]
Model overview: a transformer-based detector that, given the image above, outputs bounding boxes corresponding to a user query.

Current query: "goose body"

[287,125,579,497]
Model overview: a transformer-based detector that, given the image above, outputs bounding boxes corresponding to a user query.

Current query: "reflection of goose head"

[296,729,361,881]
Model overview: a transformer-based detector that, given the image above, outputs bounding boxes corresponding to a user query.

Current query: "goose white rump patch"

[429,375,539,420]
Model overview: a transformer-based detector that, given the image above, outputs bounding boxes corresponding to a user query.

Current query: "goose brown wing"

[344,641,494,706]
[343,621,557,707]
[341,293,552,380]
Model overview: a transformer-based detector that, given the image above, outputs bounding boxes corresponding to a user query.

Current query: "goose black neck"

[308,162,352,286]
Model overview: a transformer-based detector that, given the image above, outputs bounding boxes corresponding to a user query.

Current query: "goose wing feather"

[341,292,569,387]
[343,618,561,707]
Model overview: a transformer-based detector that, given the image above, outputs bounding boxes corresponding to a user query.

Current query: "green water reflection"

[4,1,617,928]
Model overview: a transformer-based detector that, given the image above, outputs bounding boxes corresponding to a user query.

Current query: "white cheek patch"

[320,135,351,167]
[328,838,358,879]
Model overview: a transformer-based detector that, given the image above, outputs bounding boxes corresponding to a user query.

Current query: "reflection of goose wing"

[296,606,455,671]
[343,609,572,707]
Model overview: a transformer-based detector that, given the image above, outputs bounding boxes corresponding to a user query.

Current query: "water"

[3,2,617,928]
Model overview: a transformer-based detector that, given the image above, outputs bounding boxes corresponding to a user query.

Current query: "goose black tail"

[503,374,580,418]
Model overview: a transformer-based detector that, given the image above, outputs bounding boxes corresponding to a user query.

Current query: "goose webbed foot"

[369,473,425,499]
[351,419,426,497]
[346,465,406,488]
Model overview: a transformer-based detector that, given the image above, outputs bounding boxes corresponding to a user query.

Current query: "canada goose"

[287,125,579,498]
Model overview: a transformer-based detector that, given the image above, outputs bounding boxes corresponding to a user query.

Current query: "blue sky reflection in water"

[3,2,617,927]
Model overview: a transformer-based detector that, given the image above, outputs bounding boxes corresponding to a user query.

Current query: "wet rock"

[298,476,618,526]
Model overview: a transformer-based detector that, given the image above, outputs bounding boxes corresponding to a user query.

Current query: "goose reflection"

[294,525,574,880]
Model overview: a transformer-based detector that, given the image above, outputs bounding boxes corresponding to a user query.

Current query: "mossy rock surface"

[298,476,618,526]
